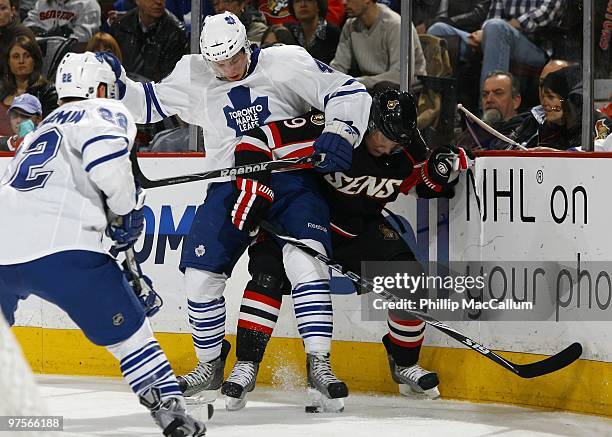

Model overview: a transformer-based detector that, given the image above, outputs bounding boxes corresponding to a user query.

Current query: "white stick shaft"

[457,104,527,150]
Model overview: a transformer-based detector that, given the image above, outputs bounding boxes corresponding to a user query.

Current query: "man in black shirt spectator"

[457,70,528,149]
[109,0,188,82]
[287,0,340,64]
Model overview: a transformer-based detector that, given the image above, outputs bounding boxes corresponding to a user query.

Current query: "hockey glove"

[421,145,472,193]
[107,187,146,251]
[96,51,127,99]
[231,178,274,232]
[313,119,359,173]
[121,252,163,317]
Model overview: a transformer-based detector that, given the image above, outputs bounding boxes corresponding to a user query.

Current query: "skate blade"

[225,395,247,411]
[184,389,218,405]
[306,387,345,413]
[399,384,440,400]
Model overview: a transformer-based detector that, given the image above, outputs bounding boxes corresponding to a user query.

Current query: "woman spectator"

[0,0,35,78]
[529,65,611,151]
[287,0,340,64]
[86,31,123,61]
[260,25,298,49]
[0,35,57,136]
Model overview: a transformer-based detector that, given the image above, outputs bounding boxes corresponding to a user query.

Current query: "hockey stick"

[457,104,528,150]
[131,153,324,189]
[260,221,582,378]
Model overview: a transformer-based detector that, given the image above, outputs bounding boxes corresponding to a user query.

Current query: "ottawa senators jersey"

[237,111,428,236]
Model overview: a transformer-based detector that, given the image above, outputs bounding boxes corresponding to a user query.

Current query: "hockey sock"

[236,281,283,362]
[292,279,333,354]
[188,296,226,363]
[383,311,425,367]
[106,319,182,402]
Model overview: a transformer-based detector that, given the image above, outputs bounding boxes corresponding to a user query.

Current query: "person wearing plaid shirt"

[428,0,565,93]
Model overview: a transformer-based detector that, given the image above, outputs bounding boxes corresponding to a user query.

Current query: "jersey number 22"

[8,128,62,191]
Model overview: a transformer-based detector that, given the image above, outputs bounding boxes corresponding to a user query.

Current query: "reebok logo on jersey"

[221,162,270,177]
[224,86,271,135]
[324,173,402,199]
[307,223,328,233]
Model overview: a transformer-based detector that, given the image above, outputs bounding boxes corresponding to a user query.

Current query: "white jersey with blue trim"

[0,99,137,264]
[120,45,371,173]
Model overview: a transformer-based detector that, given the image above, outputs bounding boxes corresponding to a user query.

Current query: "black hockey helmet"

[368,88,418,144]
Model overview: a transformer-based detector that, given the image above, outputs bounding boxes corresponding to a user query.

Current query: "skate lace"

[226,361,256,387]
[182,361,215,386]
[397,364,428,383]
[311,355,340,385]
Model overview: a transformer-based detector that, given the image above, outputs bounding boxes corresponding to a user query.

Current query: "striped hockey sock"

[292,280,333,353]
[188,297,226,362]
[236,283,282,362]
[106,321,181,402]
[385,312,425,366]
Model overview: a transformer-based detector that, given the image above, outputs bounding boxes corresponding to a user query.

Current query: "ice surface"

[35,375,612,437]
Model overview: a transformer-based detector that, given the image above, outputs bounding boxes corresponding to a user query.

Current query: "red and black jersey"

[236,111,428,236]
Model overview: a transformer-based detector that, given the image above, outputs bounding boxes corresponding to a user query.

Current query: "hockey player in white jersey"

[99,11,371,411]
[0,52,207,437]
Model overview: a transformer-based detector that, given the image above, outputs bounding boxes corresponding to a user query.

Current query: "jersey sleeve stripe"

[145,82,168,120]
[142,82,152,124]
[82,135,129,152]
[85,147,128,172]
[324,88,369,108]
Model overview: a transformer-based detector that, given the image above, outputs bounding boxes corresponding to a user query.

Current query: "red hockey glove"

[231,177,274,232]
[421,145,472,193]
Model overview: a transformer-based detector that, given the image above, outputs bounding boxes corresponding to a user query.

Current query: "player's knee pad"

[281,239,330,288]
[184,267,227,303]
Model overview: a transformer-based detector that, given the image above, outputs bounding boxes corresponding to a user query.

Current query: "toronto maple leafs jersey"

[120,45,371,176]
[0,99,137,264]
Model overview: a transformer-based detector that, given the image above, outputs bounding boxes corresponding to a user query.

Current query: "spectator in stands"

[481,70,524,127]
[86,31,123,61]
[457,70,527,149]
[331,0,426,91]
[260,24,297,48]
[0,35,57,136]
[427,0,564,91]
[211,0,268,46]
[109,0,188,82]
[252,0,345,27]
[0,0,36,78]
[24,0,101,42]
[286,0,340,64]
[426,1,491,35]
[0,93,42,151]
[511,58,569,146]
[527,65,611,151]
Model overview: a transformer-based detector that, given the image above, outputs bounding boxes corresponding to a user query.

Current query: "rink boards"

[2,151,612,417]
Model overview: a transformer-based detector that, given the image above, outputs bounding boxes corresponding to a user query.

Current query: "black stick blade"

[515,342,583,378]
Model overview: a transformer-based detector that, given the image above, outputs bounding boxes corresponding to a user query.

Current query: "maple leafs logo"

[223,86,271,136]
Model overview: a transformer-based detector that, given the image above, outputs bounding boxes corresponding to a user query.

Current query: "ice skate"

[387,354,440,399]
[221,360,260,411]
[305,353,348,413]
[178,339,231,403]
[140,388,209,436]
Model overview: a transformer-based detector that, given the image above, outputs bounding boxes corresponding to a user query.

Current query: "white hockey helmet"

[200,12,252,74]
[55,52,118,100]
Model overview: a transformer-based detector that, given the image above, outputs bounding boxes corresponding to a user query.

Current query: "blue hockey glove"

[96,51,127,99]
[107,187,146,252]
[313,119,359,173]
